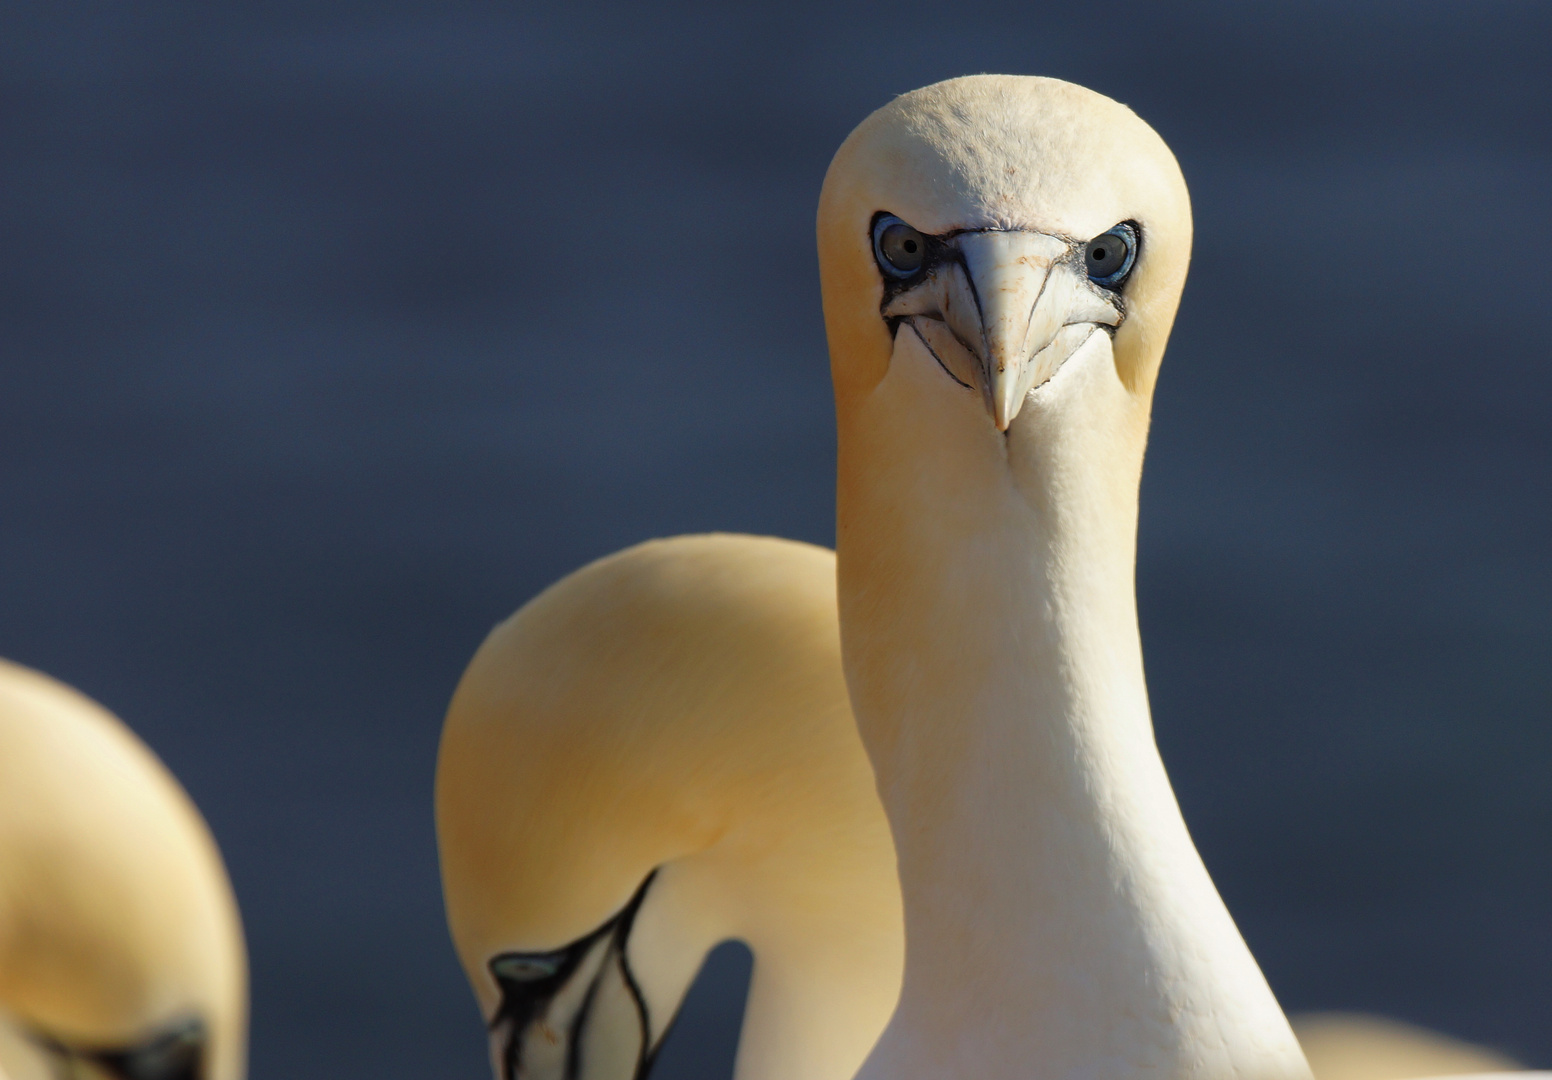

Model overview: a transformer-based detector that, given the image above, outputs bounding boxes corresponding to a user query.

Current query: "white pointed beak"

[884,231,1122,430]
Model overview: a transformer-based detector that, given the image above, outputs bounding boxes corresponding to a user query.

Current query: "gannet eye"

[491,952,565,981]
[872,215,928,278]
[1084,223,1137,287]
[106,1018,205,1080]
[44,1016,210,1080]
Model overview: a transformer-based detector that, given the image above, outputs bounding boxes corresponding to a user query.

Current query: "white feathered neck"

[824,75,1311,1080]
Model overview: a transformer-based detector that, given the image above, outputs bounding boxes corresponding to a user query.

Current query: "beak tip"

[991,386,1021,432]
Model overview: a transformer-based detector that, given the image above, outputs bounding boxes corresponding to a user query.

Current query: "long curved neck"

[836,338,1309,1080]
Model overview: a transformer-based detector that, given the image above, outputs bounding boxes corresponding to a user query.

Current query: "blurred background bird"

[0,660,245,1080]
[0,3,1546,1079]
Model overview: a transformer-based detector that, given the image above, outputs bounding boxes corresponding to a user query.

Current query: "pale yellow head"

[0,661,246,1080]
[820,77,1195,763]
[438,536,902,1080]
[819,74,1192,425]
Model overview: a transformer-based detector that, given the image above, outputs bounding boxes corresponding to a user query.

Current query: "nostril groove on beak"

[1020,266,1053,358]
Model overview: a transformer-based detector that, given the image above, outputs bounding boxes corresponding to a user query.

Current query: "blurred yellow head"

[0,660,246,1080]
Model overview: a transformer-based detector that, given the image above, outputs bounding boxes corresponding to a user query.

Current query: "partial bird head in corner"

[819,75,1192,437]
[0,660,246,1080]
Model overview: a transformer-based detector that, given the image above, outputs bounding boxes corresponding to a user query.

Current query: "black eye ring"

[872,214,928,279]
[1084,223,1138,288]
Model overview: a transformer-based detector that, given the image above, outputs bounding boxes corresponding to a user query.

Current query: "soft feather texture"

[435,535,1543,1080]
[0,658,245,1080]
[820,76,1310,1080]
[437,534,902,1080]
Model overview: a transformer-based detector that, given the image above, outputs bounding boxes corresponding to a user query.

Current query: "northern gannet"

[0,659,246,1080]
[437,75,1541,1080]
[437,534,902,1080]
[434,540,1532,1080]
[821,73,1304,1080]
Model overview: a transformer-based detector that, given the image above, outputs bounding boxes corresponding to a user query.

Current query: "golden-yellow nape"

[437,535,901,1080]
[0,659,246,1080]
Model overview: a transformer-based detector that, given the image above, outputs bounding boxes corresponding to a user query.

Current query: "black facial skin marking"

[29,1015,206,1080]
[489,870,659,1080]
[868,211,1141,337]
[904,322,971,389]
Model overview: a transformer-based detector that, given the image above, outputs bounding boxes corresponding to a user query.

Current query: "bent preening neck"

[836,338,1309,1080]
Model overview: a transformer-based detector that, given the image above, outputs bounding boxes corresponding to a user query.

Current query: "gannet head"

[438,536,903,1080]
[0,661,247,1080]
[818,75,1192,433]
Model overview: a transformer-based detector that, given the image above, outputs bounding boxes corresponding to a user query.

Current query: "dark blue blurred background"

[1,2,1548,1075]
